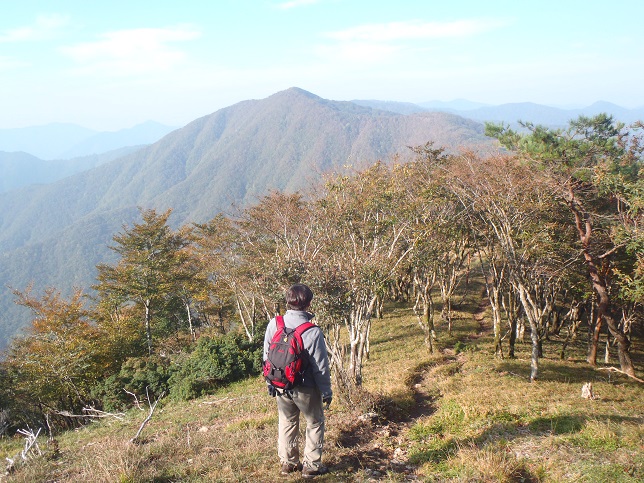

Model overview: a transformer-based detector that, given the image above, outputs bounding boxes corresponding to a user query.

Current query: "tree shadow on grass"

[369,330,420,348]
[496,359,608,384]
[406,415,589,483]
[471,412,641,447]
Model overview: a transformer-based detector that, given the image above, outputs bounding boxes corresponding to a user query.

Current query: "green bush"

[454,341,478,354]
[168,332,262,401]
[91,355,172,411]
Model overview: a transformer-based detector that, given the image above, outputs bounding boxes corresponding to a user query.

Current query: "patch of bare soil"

[325,359,452,480]
[472,287,492,335]
[328,412,419,479]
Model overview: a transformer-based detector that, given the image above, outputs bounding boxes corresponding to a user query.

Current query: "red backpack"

[263,315,315,390]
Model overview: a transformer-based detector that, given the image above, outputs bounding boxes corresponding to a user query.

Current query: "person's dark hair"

[285,284,313,310]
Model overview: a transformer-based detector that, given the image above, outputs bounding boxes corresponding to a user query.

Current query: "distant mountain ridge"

[0,123,95,160]
[0,87,495,349]
[60,121,178,158]
[353,99,644,128]
[0,146,145,193]
[0,121,177,160]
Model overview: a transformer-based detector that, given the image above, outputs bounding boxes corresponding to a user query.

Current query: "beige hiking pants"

[276,385,325,469]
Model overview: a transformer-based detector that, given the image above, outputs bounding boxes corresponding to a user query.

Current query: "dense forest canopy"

[0,114,641,435]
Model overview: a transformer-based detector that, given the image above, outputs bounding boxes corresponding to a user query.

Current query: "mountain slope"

[3,293,641,481]
[351,99,429,115]
[0,87,494,348]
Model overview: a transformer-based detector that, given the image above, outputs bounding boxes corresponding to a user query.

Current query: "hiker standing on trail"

[263,284,332,479]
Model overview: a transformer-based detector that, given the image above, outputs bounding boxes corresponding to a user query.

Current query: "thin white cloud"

[275,0,320,10]
[60,25,201,76]
[327,19,507,42]
[0,14,70,42]
[317,18,508,65]
[316,41,399,64]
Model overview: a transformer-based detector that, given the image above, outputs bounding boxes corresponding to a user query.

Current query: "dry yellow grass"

[1,286,642,482]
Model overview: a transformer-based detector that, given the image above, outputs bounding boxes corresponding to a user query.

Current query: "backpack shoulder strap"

[294,322,316,337]
[275,315,285,330]
[292,322,316,355]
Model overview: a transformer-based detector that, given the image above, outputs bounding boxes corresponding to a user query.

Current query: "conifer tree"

[486,115,643,376]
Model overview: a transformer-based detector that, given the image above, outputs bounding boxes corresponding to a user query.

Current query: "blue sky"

[1,0,643,131]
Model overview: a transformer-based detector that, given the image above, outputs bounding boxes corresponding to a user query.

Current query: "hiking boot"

[301,465,329,479]
[280,462,301,476]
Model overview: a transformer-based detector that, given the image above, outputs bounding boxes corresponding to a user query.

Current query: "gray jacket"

[263,310,332,399]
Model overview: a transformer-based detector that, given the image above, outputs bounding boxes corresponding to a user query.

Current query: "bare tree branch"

[129,389,166,444]
[124,388,144,410]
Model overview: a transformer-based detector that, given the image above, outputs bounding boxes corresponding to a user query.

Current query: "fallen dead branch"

[200,395,256,405]
[4,427,42,476]
[597,367,644,383]
[82,407,126,419]
[54,407,125,420]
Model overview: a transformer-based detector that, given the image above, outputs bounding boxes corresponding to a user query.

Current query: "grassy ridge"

[1,287,642,482]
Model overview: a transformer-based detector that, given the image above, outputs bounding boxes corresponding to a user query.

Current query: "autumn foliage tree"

[3,288,104,427]
[313,163,416,387]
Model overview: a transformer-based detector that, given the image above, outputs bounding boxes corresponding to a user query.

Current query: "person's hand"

[267,385,277,397]
[322,395,332,409]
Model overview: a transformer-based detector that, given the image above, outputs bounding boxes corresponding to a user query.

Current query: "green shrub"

[91,355,171,411]
[168,333,262,401]
[454,341,477,354]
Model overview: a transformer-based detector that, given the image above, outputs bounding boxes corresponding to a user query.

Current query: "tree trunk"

[490,285,503,358]
[594,282,635,375]
[561,301,581,359]
[144,300,152,355]
[186,301,196,341]
[413,277,436,354]
[217,308,225,334]
[347,295,378,386]
[570,195,635,376]
[365,321,372,360]
[515,281,543,381]
[587,314,601,366]
[550,309,562,336]
[529,319,540,382]
[509,316,517,358]
[517,317,525,342]
[503,290,519,358]
[422,302,435,353]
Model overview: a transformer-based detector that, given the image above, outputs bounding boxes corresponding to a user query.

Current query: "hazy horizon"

[2,1,643,131]
[2,94,641,134]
